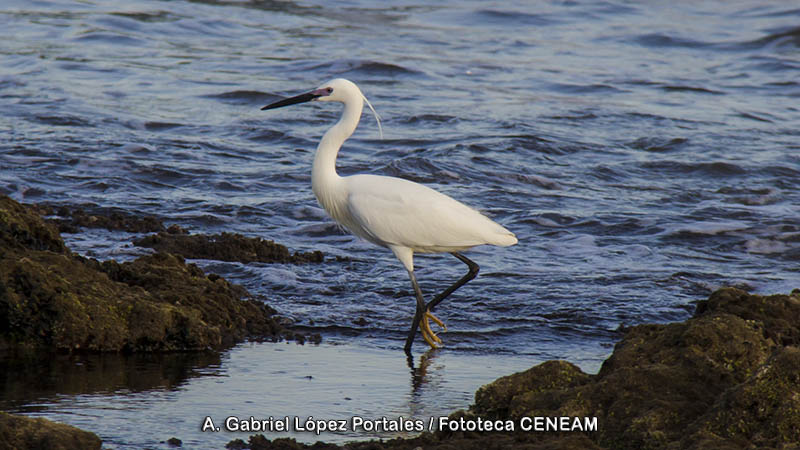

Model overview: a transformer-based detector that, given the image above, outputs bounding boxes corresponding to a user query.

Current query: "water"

[1,0,799,447]
[1,342,536,448]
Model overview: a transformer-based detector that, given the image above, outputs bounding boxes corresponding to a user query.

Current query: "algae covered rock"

[468,287,799,450]
[683,346,800,448]
[32,202,165,233]
[0,196,65,253]
[0,411,101,450]
[97,252,285,349]
[473,360,592,421]
[133,231,324,264]
[0,195,294,352]
[586,313,774,448]
[696,286,800,346]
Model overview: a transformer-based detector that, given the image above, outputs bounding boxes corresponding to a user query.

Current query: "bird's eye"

[326,87,333,94]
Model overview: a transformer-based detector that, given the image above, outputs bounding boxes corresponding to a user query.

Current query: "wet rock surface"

[1,198,65,254]
[33,201,322,265]
[133,231,324,264]
[32,202,165,234]
[0,411,102,450]
[229,288,800,450]
[0,195,315,352]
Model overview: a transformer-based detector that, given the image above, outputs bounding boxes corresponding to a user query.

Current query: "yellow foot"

[426,311,447,332]
[420,310,447,349]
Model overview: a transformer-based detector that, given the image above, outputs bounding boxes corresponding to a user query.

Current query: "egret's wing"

[345,175,514,251]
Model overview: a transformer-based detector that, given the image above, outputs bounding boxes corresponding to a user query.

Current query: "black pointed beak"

[262,88,327,110]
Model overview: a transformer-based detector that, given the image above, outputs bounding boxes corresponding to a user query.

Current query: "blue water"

[1,0,799,447]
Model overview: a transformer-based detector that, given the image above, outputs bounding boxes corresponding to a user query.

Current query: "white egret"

[262,78,517,353]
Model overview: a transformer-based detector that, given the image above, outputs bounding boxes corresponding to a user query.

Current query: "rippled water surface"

[1,0,799,447]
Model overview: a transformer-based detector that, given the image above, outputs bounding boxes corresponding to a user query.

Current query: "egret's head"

[261,78,358,110]
[261,78,382,138]
[312,78,361,103]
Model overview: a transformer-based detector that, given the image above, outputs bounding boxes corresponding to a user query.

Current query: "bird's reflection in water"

[407,348,441,393]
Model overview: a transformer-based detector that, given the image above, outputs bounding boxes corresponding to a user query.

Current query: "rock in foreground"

[0,412,101,450]
[230,288,800,449]
[0,195,303,352]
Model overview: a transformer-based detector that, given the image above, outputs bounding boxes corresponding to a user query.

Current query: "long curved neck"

[311,98,363,207]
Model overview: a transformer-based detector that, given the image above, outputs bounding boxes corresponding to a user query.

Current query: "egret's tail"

[491,231,518,247]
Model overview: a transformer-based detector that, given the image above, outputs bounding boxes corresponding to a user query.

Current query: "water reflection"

[407,348,439,392]
[0,350,222,412]
[0,343,535,447]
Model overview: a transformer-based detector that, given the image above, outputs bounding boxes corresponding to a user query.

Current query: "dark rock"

[166,224,188,234]
[0,197,65,253]
[0,195,302,352]
[0,411,102,450]
[166,436,183,447]
[33,202,165,233]
[473,360,592,421]
[463,288,797,449]
[226,439,248,450]
[682,346,800,449]
[584,313,773,448]
[134,231,324,264]
[695,287,800,346]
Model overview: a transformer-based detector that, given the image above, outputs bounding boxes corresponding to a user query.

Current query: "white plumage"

[262,78,517,353]
[345,174,516,254]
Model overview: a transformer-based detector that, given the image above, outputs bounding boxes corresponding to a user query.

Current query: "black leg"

[404,271,427,354]
[425,252,479,313]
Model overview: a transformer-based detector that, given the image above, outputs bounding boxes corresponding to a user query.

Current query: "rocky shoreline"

[0,195,321,449]
[1,195,798,449]
[228,288,800,450]
[0,195,320,353]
